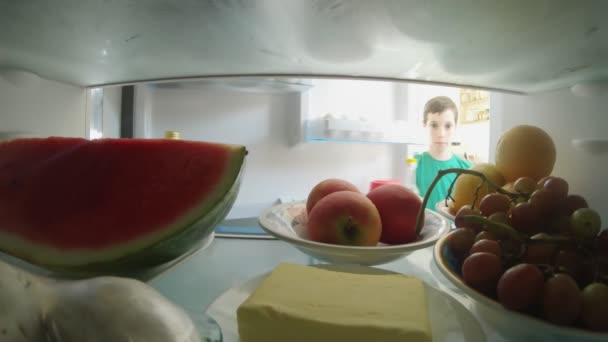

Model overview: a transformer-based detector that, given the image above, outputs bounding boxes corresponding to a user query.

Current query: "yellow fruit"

[495,125,556,182]
[452,163,506,213]
[502,182,515,193]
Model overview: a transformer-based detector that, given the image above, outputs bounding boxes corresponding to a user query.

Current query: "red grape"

[537,176,554,189]
[529,189,560,216]
[510,202,542,235]
[446,228,476,256]
[501,239,525,258]
[542,273,582,325]
[462,252,503,295]
[597,230,608,255]
[543,176,569,200]
[523,242,558,265]
[497,263,545,312]
[475,230,497,242]
[581,282,608,331]
[479,193,511,217]
[548,215,571,234]
[560,194,588,216]
[454,205,483,233]
[469,239,502,258]
[554,249,584,280]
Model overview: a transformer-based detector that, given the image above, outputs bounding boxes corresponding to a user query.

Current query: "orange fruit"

[495,125,556,182]
[452,163,506,213]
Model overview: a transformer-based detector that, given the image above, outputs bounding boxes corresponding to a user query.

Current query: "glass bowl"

[433,233,608,342]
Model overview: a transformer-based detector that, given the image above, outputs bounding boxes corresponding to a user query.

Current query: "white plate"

[435,200,456,221]
[205,264,486,342]
[258,201,450,266]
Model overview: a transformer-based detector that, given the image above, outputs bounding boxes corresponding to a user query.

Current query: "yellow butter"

[236,263,432,342]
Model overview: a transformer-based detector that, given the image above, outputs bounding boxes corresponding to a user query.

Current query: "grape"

[514,177,537,195]
[581,282,608,331]
[446,228,476,256]
[523,242,558,265]
[501,239,525,259]
[488,211,509,224]
[554,249,584,280]
[462,252,503,295]
[597,230,608,255]
[543,176,569,201]
[570,208,602,240]
[497,263,545,311]
[475,230,497,242]
[559,194,588,216]
[542,273,582,325]
[516,196,528,204]
[454,205,483,233]
[510,202,542,235]
[548,215,571,234]
[469,239,502,258]
[529,189,560,216]
[537,176,554,189]
[479,193,511,217]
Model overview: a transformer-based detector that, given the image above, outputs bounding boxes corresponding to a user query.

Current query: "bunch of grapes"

[446,175,608,332]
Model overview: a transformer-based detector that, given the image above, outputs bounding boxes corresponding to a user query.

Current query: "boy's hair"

[423,96,459,125]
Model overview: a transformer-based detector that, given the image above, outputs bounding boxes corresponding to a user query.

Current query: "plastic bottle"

[404,157,420,196]
[164,131,181,139]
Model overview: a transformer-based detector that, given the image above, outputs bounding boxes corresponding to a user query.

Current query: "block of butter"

[236,263,432,342]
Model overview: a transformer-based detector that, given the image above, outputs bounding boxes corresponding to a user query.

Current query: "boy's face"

[425,110,456,150]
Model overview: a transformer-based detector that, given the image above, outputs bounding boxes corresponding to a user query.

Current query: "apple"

[306,178,359,214]
[307,190,381,246]
[366,184,423,244]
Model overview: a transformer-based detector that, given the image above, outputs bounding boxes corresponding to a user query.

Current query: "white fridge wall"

[0,76,85,138]
[490,89,608,225]
[145,84,393,219]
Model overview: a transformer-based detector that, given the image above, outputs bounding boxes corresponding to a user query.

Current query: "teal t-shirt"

[415,152,472,211]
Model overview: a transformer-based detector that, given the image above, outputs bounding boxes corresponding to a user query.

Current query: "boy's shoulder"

[413,151,428,161]
[452,154,473,168]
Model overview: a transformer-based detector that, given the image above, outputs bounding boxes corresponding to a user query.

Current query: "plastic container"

[369,179,401,192]
[404,157,420,195]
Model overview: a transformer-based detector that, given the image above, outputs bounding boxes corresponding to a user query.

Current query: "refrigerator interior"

[1,75,605,225]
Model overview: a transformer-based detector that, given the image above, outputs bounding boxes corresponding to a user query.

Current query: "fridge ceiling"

[1,0,607,93]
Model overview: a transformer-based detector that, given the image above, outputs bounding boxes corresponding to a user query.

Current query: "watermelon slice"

[0,137,246,275]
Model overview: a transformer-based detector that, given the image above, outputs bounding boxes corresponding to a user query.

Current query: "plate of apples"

[258,179,451,266]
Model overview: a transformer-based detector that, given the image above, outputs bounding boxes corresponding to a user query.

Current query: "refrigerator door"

[1,0,607,93]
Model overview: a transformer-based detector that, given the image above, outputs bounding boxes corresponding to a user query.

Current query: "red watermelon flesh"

[0,137,246,271]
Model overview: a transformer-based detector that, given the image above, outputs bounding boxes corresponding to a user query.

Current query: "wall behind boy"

[146,83,394,218]
[0,76,85,137]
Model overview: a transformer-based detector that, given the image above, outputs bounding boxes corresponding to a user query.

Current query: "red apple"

[307,191,382,246]
[366,184,423,244]
[306,178,359,214]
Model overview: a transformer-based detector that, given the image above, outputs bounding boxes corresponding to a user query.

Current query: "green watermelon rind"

[20,145,247,277]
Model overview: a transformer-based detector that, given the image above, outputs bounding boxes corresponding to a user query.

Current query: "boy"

[415,96,472,210]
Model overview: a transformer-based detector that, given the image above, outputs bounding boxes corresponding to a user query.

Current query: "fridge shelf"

[1,1,607,94]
